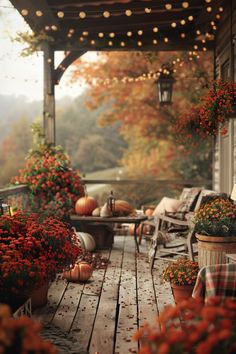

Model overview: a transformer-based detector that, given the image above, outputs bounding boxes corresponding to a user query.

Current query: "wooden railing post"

[43,43,55,145]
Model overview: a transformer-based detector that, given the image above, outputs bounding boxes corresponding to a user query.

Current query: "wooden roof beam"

[10,0,59,32]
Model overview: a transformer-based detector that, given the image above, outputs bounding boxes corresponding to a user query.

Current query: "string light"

[21,9,28,16]
[120,41,125,47]
[108,41,113,46]
[109,32,115,38]
[138,30,143,35]
[171,22,177,28]
[180,20,186,25]
[79,12,86,19]
[153,27,158,33]
[153,39,158,44]
[82,31,89,36]
[145,8,152,13]
[188,15,194,21]
[57,11,64,18]
[51,25,57,31]
[98,32,104,38]
[127,31,132,37]
[182,2,189,9]
[164,37,169,42]
[165,4,172,10]
[206,7,212,12]
[219,7,224,12]
[125,9,132,16]
[103,11,110,18]
[36,10,43,17]
[137,41,142,46]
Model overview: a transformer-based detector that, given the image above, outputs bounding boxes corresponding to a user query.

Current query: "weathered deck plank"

[33,235,175,354]
[33,275,68,323]
[115,237,138,354]
[52,282,84,331]
[89,237,125,354]
[137,244,158,329]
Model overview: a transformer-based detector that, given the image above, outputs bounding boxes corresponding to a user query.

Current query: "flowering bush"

[0,211,82,308]
[163,258,199,286]
[175,81,236,148]
[133,297,236,354]
[199,80,236,136]
[0,304,58,354]
[194,197,236,237]
[13,142,84,219]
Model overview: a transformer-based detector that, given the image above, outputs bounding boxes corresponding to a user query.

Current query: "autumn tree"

[70,51,213,184]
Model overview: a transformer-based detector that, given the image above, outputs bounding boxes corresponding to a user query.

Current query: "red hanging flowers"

[175,80,236,148]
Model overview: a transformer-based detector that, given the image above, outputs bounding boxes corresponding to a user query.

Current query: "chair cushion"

[153,197,184,216]
[177,187,202,213]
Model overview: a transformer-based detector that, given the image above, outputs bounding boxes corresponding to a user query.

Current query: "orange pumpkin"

[145,208,154,216]
[63,261,93,282]
[75,196,98,216]
[113,200,134,216]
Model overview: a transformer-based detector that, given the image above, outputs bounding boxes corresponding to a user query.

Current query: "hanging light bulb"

[125,9,132,16]
[103,11,110,18]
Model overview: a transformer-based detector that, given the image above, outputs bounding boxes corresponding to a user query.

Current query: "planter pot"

[31,282,50,310]
[196,234,236,268]
[171,284,194,304]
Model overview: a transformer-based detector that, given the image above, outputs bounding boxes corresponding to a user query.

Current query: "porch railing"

[0,179,212,211]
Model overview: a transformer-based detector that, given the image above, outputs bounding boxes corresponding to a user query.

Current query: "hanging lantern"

[156,69,176,105]
[107,190,116,216]
[0,198,11,216]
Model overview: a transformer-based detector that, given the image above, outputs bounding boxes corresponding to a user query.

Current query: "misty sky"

[0,0,87,101]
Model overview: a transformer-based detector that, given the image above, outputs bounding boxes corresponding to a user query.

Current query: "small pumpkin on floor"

[63,261,93,282]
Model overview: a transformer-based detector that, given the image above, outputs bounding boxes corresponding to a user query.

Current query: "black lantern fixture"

[107,190,116,216]
[156,67,176,105]
[0,198,11,216]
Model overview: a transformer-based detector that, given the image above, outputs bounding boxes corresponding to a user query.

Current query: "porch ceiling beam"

[48,0,202,10]
[10,0,59,32]
[194,0,224,29]
[54,51,86,84]
[52,40,215,52]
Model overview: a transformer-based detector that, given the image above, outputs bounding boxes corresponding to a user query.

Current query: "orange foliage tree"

[69,51,213,183]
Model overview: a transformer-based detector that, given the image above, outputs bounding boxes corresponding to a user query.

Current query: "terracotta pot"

[196,234,236,267]
[31,282,49,309]
[171,283,194,304]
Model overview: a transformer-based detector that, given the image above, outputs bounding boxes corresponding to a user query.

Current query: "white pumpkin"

[75,232,96,252]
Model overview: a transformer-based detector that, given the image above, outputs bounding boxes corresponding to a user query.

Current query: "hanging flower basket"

[175,80,236,148]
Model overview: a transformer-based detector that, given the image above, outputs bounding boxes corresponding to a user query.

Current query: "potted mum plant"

[194,197,236,267]
[0,303,58,354]
[134,297,236,354]
[12,126,84,220]
[0,211,82,310]
[163,258,199,304]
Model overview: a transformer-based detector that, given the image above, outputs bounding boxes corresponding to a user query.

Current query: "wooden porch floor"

[33,236,175,354]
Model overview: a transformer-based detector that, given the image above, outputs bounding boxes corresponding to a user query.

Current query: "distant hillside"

[0,95,42,141]
[0,92,126,187]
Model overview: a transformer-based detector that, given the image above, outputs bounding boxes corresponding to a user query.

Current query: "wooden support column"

[43,43,55,145]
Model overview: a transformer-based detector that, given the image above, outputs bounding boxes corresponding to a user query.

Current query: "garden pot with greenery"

[163,258,199,304]
[0,211,82,311]
[194,197,236,267]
